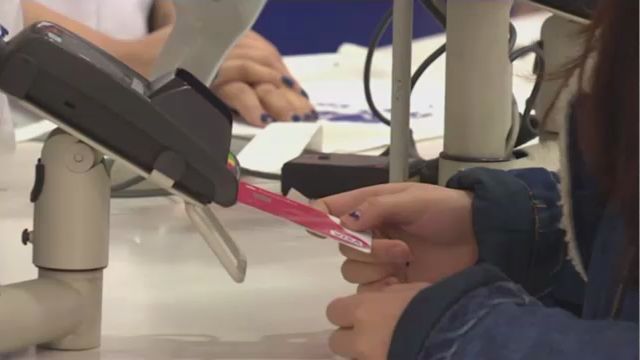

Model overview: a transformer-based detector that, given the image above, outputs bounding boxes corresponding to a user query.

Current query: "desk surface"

[1,142,355,360]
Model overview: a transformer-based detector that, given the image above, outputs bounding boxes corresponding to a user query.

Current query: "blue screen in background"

[253,0,443,55]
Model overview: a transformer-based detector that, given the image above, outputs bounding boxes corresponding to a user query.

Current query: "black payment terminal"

[0,22,238,206]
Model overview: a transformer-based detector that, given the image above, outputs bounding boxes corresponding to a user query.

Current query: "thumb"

[339,239,412,264]
[339,190,423,232]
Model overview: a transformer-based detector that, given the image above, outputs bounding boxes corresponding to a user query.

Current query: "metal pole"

[389,0,413,182]
[0,278,81,352]
[439,0,514,184]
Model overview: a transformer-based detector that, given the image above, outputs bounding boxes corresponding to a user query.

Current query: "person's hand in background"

[122,29,315,127]
[211,30,316,127]
[314,183,478,288]
[23,1,314,128]
[124,28,315,127]
[326,282,430,359]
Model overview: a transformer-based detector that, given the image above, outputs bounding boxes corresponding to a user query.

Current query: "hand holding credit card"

[237,182,372,253]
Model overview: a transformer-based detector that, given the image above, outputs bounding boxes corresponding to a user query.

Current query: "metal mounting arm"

[0,130,109,352]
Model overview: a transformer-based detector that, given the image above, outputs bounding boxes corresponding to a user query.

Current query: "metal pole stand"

[437,5,585,184]
[0,129,110,352]
[389,0,414,183]
[438,0,515,184]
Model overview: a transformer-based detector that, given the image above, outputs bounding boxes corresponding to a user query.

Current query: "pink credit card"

[238,182,372,253]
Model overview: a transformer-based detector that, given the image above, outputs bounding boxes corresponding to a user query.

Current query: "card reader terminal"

[0,22,238,206]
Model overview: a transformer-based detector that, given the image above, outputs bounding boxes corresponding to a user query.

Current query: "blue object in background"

[253,0,442,55]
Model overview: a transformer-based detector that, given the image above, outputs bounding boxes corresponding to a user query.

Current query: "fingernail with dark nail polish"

[301,89,309,99]
[303,113,315,121]
[282,76,295,88]
[348,211,361,221]
[292,114,302,122]
[311,110,319,120]
[261,114,274,124]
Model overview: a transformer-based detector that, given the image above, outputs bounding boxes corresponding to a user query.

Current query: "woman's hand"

[121,29,315,127]
[326,282,430,360]
[23,2,312,127]
[211,31,316,127]
[314,183,478,288]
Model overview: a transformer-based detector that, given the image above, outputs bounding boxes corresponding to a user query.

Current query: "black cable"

[364,3,447,127]
[419,0,446,26]
[509,23,517,52]
[240,168,281,181]
[362,1,540,171]
[362,0,446,160]
[364,1,517,127]
[363,8,393,126]
[510,42,545,147]
[411,43,446,90]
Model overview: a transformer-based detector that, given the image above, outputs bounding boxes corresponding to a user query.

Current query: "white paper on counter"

[237,122,321,175]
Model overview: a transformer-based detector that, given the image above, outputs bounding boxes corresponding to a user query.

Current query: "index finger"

[313,183,412,218]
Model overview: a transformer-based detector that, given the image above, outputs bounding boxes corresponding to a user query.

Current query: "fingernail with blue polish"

[0,25,9,39]
[301,89,309,99]
[261,114,274,124]
[311,110,319,120]
[292,114,302,122]
[282,76,295,88]
[348,211,362,221]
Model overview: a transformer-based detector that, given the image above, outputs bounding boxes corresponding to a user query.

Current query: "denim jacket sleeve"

[446,167,569,297]
[388,264,639,360]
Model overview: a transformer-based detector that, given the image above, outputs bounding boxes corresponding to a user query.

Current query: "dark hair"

[575,0,638,285]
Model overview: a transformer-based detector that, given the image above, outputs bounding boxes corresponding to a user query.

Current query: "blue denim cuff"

[508,168,566,295]
[447,167,565,297]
